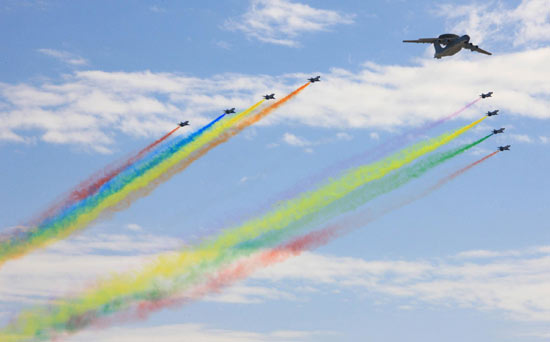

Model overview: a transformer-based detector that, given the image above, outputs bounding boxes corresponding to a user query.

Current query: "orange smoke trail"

[105,83,310,215]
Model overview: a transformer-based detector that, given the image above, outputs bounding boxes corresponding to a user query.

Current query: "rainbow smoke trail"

[240,133,495,250]
[0,82,311,266]
[42,134,498,331]
[0,116,486,341]
[103,83,311,215]
[114,147,501,323]
[0,102,255,265]
[274,97,482,201]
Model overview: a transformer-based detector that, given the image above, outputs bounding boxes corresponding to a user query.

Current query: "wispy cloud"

[439,0,550,47]
[509,133,534,143]
[252,246,550,323]
[37,48,88,66]
[282,132,311,147]
[204,284,296,304]
[280,131,353,153]
[149,5,166,13]
[2,47,550,152]
[66,323,329,342]
[0,231,182,312]
[225,0,354,47]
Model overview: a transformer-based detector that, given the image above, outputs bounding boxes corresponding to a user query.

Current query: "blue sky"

[1,0,550,341]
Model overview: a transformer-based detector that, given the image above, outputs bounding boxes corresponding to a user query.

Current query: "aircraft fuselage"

[434,35,470,59]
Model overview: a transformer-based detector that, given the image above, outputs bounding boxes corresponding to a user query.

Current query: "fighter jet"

[263,93,275,100]
[487,110,499,116]
[179,121,190,127]
[308,76,321,83]
[403,33,492,59]
[492,128,505,134]
[224,108,236,114]
[481,92,493,98]
[498,145,511,151]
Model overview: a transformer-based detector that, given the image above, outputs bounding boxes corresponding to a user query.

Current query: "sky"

[0,0,550,341]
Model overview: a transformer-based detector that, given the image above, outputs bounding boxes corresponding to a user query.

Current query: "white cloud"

[125,223,143,231]
[4,228,550,335]
[38,48,88,66]
[539,136,549,144]
[215,40,232,50]
[454,249,522,259]
[282,132,311,147]
[281,131,353,152]
[0,231,181,307]
[439,0,550,47]
[509,133,534,143]
[336,132,353,141]
[0,129,25,143]
[149,5,166,13]
[225,0,354,46]
[251,246,550,323]
[205,284,296,304]
[66,323,327,342]
[2,47,550,152]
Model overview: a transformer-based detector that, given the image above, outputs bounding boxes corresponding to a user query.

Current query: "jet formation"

[403,33,491,59]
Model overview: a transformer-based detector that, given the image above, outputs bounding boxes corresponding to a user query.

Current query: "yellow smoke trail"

[0,116,486,340]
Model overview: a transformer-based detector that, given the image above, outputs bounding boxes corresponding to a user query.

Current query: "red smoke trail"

[30,126,181,225]
[424,150,499,194]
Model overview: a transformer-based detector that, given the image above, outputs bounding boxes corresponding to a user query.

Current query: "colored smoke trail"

[81,142,500,326]
[118,148,501,323]
[104,82,311,215]
[29,126,182,226]
[0,82,310,266]
[239,133,495,251]
[426,150,499,193]
[424,97,482,130]
[0,116,485,341]
[0,106,242,265]
[275,97,482,201]
[125,227,340,323]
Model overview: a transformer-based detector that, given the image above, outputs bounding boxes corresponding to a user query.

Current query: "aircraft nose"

[464,35,470,42]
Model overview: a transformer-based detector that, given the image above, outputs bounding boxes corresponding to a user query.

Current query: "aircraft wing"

[464,43,492,55]
[403,38,438,44]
